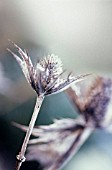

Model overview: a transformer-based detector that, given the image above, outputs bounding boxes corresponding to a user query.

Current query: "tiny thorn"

[8,39,15,46]
[24,49,29,56]
[8,39,20,50]
[84,73,92,77]
[7,48,11,52]
[67,72,72,80]
[7,48,15,55]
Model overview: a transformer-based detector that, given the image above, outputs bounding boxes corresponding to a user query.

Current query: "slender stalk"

[15,95,44,170]
[48,125,94,170]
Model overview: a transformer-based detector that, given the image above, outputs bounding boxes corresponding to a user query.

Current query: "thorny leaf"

[7,40,90,96]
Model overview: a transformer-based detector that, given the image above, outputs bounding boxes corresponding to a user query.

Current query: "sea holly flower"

[7,40,89,97]
[7,40,90,170]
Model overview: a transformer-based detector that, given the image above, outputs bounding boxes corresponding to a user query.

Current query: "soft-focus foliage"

[68,77,112,128]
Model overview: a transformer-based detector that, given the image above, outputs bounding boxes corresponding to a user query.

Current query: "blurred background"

[0,0,112,170]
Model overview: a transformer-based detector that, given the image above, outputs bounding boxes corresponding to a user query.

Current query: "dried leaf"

[13,119,94,170]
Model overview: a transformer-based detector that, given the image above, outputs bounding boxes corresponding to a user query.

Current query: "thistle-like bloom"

[7,41,88,96]
[14,119,93,170]
[7,41,90,170]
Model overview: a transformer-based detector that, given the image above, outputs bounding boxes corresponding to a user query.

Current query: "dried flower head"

[7,40,89,96]
[67,76,112,128]
[38,54,63,77]
[13,119,93,170]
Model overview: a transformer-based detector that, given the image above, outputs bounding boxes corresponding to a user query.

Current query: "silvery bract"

[7,40,89,96]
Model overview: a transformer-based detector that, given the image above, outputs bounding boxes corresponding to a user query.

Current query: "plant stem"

[15,95,44,170]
